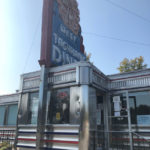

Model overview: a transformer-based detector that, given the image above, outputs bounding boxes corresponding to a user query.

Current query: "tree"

[118,56,147,73]
[86,53,91,61]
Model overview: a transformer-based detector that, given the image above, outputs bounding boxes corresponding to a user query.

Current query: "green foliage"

[0,142,12,150]
[84,52,91,61]
[118,56,147,73]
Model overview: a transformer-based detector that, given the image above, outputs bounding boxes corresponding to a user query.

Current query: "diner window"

[111,95,128,125]
[0,106,6,125]
[111,91,150,125]
[129,91,150,125]
[48,88,70,124]
[7,104,18,125]
[28,92,39,124]
[0,104,18,126]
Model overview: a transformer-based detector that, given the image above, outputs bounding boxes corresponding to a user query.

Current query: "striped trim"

[0,138,14,141]
[112,137,150,142]
[17,145,36,149]
[17,138,36,142]
[17,145,69,150]
[49,68,76,76]
[18,131,36,134]
[43,148,67,150]
[44,132,78,135]
[17,138,78,145]
[0,130,15,132]
[110,73,150,81]
[44,140,79,144]
[0,134,15,136]
[18,131,78,135]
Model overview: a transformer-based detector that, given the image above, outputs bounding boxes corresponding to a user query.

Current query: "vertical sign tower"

[37,0,86,149]
[39,0,86,67]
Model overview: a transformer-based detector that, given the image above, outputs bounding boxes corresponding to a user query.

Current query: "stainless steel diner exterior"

[1,61,150,150]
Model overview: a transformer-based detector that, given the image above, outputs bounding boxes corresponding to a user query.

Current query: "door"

[109,91,133,150]
[96,92,105,150]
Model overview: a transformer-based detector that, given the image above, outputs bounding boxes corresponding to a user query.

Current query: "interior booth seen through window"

[0,104,18,126]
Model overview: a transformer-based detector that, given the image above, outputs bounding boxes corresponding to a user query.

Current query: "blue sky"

[0,0,150,94]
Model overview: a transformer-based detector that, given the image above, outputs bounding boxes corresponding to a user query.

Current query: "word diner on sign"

[39,0,86,67]
[51,0,86,66]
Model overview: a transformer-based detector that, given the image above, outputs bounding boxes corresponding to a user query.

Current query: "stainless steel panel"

[0,94,19,104]
[92,71,108,90]
[44,124,79,150]
[48,70,76,85]
[89,87,97,130]
[18,93,29,125]
[17,125,37,150]
[110,76,150,90]
[79,85,90,150]
[36,65,48,150]
[23,78,40,90]
[70,87,81,124]
[79,67,90,84]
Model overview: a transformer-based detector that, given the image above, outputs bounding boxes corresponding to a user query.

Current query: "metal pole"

[104,93,110,150]
[126,91,133,150]
[14,74,24,150]
[36,65,48,150]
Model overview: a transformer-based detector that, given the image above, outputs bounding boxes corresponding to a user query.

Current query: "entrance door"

[109,91,133,150]
[96,92,105,149]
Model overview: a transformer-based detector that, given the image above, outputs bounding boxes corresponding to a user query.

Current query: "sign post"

[36,0,86,149]
[39,0,86,67]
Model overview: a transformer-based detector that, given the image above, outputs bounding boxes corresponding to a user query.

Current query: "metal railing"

[0,129,15,149]
[132,132,150,150]
[96,130,150,150]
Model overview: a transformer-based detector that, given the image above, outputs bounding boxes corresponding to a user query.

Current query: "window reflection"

[48,88,70,124]
[28,92,39,124]
[129,91,150,125]
[7,105,18,125]
[111,91,150,125]
[0,106,5,125]
[0,104,18,126]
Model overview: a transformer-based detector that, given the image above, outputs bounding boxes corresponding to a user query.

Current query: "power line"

[22,17,41,73]
[82,32,150,47]
[104,0,150,24]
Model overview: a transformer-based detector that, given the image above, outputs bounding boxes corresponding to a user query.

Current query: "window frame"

[0,103,18,126]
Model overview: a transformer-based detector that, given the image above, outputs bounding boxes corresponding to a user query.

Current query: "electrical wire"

[104,0,150,24]
[83,32,150,47]
[22,17,41,73]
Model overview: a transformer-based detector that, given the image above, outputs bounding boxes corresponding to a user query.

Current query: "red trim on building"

[17,138,36,142]
[17,138,79,144]
[111,74,150,81]
[44,140,79,144]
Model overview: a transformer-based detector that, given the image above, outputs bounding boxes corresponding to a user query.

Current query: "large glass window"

[0,104,18,126]
[48,88,70,124]
[111,95,128,125]
[129,91,150,125]
[0,106,6,125]
[7,104,18,125]
[28,92,39,124]
[111,91,150,125]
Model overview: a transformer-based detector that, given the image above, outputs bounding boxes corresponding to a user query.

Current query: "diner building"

[0,61,150,149]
